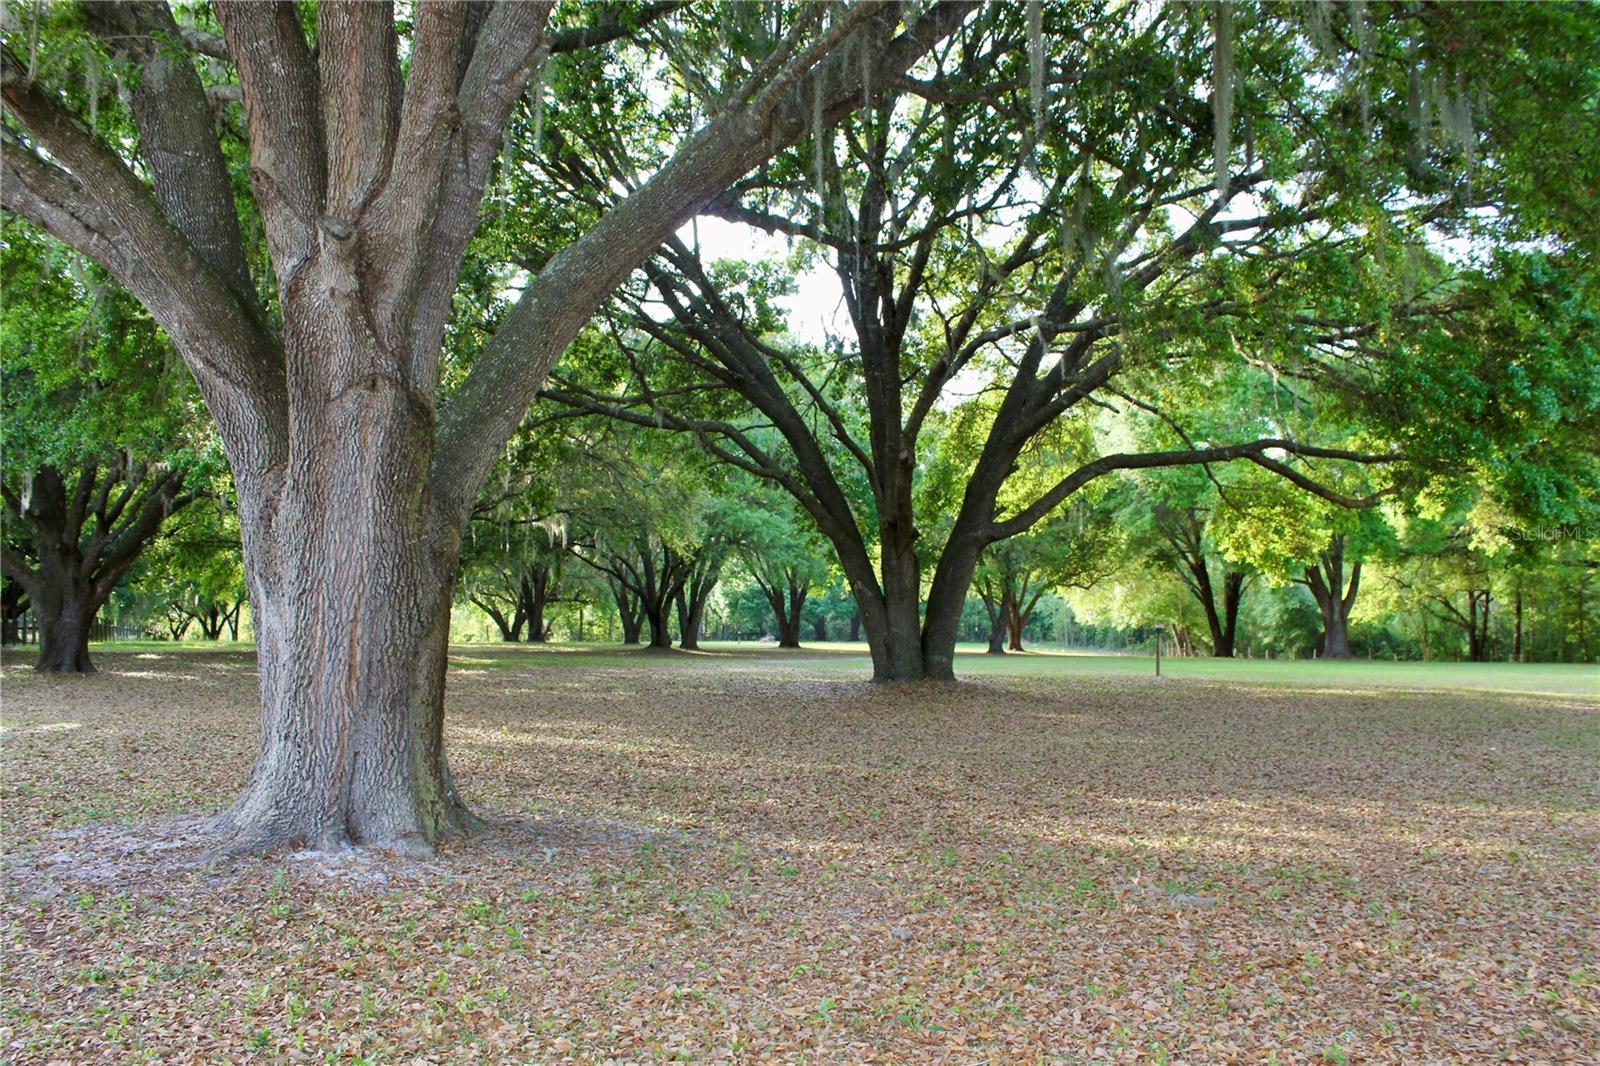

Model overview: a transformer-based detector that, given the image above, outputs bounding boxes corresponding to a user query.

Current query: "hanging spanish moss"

[1212,2,1234,199]
[812,69,826,217]
[1440,68,1476,170]
[1027,0,1045,144]
[530,58,546,155]
[1401,239,1423,300]
[26,0,40,82]
[538,514,569,549]
[859,26,873,106]
[1305,0,1333,56]
[1405,64,1423,136]
[1061,156,1092,260]
[1350,0,1371,138]
[84,41,99,133]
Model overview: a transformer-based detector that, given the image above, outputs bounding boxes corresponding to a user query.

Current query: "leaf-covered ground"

[2,644,1597,1064]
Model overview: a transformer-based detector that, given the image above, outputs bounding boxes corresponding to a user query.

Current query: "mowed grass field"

[2,643,1597,1063]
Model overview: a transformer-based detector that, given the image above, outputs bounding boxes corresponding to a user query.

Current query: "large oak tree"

[544,1,1598,679]
[1,0,973,852]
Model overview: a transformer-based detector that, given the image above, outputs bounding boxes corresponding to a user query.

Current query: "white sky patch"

[677,215,848,346]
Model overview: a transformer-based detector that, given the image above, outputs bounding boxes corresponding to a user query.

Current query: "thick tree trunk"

[478,600,522,642]
[674,563,716,650]
[197,605,227,640]
[8,464,188,672]
[811,616,828,642]
[774,612,802,648]
[214,413,475,855]
[35,583,97,673]
[756,567,809,650]
[644,601,674,649]
[611,580,644,645]
[919,534,986,682]
[619,609,643,645]
[1316,594,1352,659]
[1,0,983,858]
[979,583,1007,655]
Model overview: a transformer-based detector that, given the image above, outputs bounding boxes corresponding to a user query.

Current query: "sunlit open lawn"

[2,643,1597,1063]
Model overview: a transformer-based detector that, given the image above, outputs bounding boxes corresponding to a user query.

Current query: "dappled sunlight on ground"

[1,644,1596,1062]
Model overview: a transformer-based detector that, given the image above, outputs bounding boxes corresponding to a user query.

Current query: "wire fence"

[6,615,145,645]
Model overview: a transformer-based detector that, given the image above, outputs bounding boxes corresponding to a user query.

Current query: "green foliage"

[0,223,211,474]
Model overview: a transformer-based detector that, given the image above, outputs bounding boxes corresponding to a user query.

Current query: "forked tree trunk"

[644,600,674,649]
[1211,571,1244,658]
[773,610,802,648]
[619,606,644,645]
[919,534,986,682]
[6,463,191,672]
[1005,614,1024,652]
[611,580,644,644]
[860,539,936,679]
[1005,587,1041,653]
[674,560,717,650]
[755,565,809,650]
[1303,535,1359,660]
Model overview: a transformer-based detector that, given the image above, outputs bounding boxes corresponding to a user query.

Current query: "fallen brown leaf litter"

[1,645,1596,1063]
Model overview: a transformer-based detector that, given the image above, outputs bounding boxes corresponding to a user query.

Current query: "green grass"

[60,636,1598,698]
[444,639,1600,698]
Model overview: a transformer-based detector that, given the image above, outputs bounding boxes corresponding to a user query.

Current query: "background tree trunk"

[1213,571,1245,658]
[986,604,1007,654]
[4,463,192,673]
[1513,584,1524,662]
[1303,535,1359,660]
[522,564,550,643]
[2,577,27,645]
